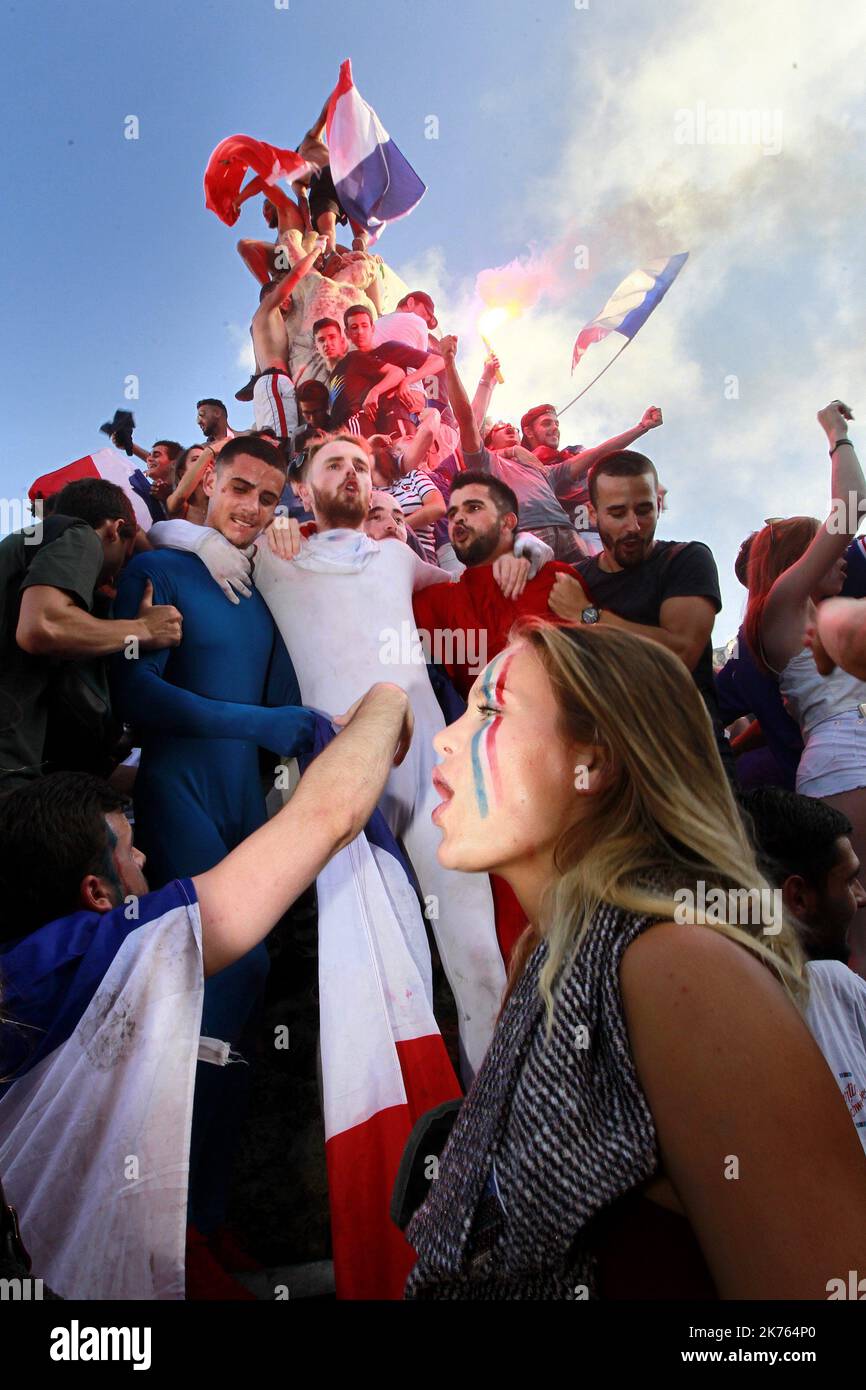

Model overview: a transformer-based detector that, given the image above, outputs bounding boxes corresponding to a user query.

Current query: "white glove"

[513,531,555,579]
[197,531,253,603]
[148,520,253,604]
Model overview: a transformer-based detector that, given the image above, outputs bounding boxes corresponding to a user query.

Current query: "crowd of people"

[1,131,865,1303]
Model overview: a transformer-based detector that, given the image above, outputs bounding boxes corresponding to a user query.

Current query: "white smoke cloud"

[398,0,866,638]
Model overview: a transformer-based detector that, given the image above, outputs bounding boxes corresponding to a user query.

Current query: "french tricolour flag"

[325,59,426,240]
[0,881,205,1300]
[305,722,461,1299]
[29,447,160,531]
[572,252,689,370]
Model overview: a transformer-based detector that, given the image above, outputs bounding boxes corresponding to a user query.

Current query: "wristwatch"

[580,606,600,625]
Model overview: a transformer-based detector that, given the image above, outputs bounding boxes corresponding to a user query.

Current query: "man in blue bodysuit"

[112,434,315,1296]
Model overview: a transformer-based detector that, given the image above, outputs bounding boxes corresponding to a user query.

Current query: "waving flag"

[325,59,426,240]
[303,722,461,1300]
[571,253,689,370]
[29,447,160,531]
[0,881,205,1300]
[204,134,311,227]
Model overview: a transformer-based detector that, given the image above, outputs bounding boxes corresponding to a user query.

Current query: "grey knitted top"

[405,901,662,1299]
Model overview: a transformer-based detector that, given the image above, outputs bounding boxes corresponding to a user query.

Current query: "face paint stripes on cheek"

[469,651,514,819]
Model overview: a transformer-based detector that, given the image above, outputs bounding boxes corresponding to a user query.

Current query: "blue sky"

[2,0,864,639]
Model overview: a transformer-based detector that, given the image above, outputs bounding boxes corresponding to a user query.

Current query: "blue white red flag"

[29,447,159,531]
[301,721,461,1300]
[325,59,426,240]
[572,252,689,370]
[0,880,205,1299]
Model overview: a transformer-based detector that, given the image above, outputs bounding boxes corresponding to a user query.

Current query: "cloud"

[226,322,255,374]
[397,0,865,638]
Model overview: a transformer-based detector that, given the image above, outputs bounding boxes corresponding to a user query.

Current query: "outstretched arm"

[17,580,181,660]
[111,563,314,754]
[258,237,327,317]
[439,335,482,455]
[558,407,663,481]
[399,352,445,391]
[195,683,412,975]
[763,402,864,662]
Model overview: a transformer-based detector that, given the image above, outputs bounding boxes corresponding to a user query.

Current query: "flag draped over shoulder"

[0,881,205,1300]
[572,252,689,370]
[303,720,461,1300]
[325,59,426,240]
[28,446,160,531]
[204,134,310,226]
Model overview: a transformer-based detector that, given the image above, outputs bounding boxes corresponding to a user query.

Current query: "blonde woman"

[406,621,866,1299]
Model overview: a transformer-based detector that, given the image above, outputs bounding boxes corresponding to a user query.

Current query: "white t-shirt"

[805,958,866,1155]
[253,529,449,718]
[372,311,428,353]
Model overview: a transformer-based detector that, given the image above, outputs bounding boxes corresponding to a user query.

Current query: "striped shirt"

[383,469,441,563]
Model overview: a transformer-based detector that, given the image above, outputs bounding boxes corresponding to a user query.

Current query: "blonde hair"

[506,620,807,1019]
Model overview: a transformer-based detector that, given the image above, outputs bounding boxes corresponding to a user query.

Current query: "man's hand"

[363,387,383,419]
[481,354,501,386]
[502,444,541,468]
[547,571,593,622]
[438,335,458,364]
[148,477,173,504]
[332,682,414,766]
[396,380,422,410]
[639,406,663,432]
[137,579,183,650]
[804,621,836,676]
[492,553,531,600]
[264,514,304,562]
[817,399,854,445]
[197,530,254,604]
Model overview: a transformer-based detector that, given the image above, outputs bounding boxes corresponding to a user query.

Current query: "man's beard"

[598,523,656,569]
[452,522,500,567]
[311,481,367,529]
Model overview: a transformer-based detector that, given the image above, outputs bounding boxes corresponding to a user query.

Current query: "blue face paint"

[469,654,508,819]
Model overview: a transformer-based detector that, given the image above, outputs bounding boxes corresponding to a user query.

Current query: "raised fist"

[438,335,458,362]
[640,407,663,431]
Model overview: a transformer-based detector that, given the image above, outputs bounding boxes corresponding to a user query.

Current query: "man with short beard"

[196,398,234,446]
[548,449,729,764]
[250,435,507,1076]
[412,471,580,700]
